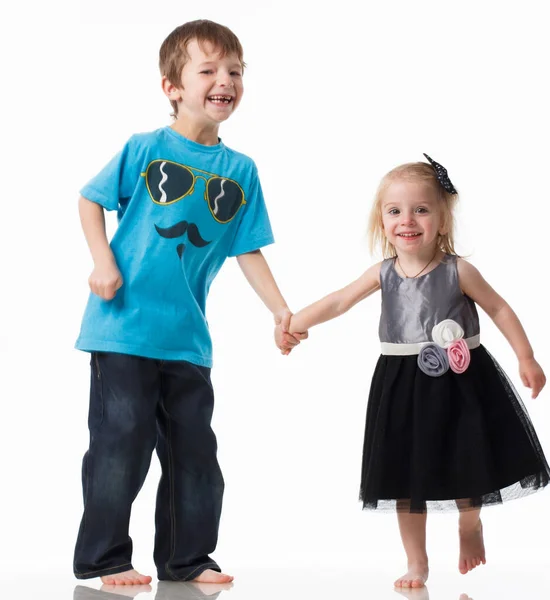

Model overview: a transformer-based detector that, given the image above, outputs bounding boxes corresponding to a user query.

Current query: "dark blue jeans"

[73,352,224,581]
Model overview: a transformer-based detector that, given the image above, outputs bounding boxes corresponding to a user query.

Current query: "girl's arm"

[288,262,382,334]
[457,258,546,398]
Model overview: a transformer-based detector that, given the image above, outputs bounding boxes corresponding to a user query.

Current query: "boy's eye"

[231,71,242,77]
[416,207,428,214]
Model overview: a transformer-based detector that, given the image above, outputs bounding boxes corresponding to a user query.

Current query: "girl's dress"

[360,254,549,513]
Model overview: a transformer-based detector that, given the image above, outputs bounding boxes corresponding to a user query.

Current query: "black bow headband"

[423,153,457,195]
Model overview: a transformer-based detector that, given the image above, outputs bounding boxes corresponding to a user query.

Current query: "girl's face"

[381,180,445,256]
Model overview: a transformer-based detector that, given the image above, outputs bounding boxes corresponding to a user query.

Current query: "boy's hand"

[274,309,308,355]
[89,259,123,301]
[519,357,546,399]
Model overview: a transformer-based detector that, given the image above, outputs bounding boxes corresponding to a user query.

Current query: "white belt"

[381,334,481,356]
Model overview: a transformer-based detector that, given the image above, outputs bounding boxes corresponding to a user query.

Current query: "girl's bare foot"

[193,569,234,583]
[100,569,153,585]
[458,519,486,574]
[394,563,429,588]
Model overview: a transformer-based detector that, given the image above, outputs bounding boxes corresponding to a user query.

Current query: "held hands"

[519,357,546,399]
[274,309,308,355]
[88,259,123,300]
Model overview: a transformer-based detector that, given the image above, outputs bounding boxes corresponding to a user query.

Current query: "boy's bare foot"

[100,583,152,596]
[188,581,234,595]
[394,563,429,588]
[100,569,153,585]
[193,569,234,583]
[459,519,486,574]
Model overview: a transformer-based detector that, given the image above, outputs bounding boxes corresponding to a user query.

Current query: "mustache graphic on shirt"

[155,220,211,258]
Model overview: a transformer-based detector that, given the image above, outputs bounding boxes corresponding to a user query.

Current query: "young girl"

[286,155,549,588]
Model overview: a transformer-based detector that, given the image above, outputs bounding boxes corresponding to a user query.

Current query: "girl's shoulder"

[455,256,481,279]
[357,261,383,287]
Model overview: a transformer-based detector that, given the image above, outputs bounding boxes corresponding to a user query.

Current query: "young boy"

[73,20,305,586]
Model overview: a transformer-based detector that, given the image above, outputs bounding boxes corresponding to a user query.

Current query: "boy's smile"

[165,39,243,131]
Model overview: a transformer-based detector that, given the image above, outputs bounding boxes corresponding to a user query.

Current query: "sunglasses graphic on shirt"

[141,159,246,224]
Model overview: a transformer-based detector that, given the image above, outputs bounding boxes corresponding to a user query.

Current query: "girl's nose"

[401,212,416,225]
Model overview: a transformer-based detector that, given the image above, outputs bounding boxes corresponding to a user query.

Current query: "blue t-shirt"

[75,126,274,366]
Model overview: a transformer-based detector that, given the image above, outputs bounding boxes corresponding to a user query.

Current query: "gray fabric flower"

[418,343,449,377]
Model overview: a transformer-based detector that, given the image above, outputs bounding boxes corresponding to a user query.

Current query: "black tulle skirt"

[360,345,549,513]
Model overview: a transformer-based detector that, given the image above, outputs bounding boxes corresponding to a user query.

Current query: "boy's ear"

[161,76,182,101]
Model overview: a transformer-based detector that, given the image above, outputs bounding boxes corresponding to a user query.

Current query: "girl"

[286,155,549,588]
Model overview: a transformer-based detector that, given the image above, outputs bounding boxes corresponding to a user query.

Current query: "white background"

[1,0,549,582]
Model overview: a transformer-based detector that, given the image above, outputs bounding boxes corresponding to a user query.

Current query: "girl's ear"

[439,213,449,236]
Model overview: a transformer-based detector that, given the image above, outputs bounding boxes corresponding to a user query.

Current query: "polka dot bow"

[423,153,458,195]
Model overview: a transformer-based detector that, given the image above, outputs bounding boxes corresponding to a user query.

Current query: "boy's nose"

[217,73,233,87]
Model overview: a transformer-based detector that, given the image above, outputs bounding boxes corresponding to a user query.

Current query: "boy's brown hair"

[159,20,245,117]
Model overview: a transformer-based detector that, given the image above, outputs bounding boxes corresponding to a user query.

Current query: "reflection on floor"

[4,566,548,600]
[71,582,476,600]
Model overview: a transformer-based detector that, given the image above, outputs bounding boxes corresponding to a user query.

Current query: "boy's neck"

[170,118,220,146]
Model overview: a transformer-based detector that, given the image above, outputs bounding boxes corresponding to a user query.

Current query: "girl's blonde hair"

[367,162,459,258]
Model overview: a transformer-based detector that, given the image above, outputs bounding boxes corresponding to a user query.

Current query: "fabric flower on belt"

[418,343,449,377]
[447,339,471,373]
[418,319,471,377]
[432,319,464,348]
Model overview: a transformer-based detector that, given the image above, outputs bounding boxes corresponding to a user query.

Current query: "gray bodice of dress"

[378,254,480,344]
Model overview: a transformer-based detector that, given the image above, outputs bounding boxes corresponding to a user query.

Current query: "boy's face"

[169,39,244,126]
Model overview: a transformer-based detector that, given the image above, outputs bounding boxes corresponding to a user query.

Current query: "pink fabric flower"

[447,339,470,374]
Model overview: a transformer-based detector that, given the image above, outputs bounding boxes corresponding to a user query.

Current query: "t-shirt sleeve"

[80,136,141,211]
[228,164,275,257]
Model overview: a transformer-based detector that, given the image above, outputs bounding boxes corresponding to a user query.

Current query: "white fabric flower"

[432,319,464,349]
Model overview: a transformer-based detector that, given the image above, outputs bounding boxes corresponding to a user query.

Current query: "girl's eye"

[388,208,400,215]
[200,70,214,75]
[416,207,428,214]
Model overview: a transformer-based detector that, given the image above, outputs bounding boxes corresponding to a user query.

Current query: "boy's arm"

[289,262,381,334]
[236,249,307,350]
[457,258,546,398]
[79,195,123,300]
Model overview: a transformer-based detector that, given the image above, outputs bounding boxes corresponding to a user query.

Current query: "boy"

[73,20,305,586]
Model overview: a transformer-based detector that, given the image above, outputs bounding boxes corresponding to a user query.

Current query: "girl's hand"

[274,325,297,355]
[519,357,546,399]
[89,259,123,300]
[273,310,308,355]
